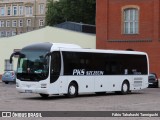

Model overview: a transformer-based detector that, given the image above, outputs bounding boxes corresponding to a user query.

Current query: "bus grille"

[134,81,142,87]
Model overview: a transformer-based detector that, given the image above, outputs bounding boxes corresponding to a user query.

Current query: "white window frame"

[0,20,5,27]
[25,6,33,16]
[26,19,31,27]
[6,20,10,27]
[12,20,17,27]
[5,59,13,71]
[0,31,6,37]
[12,31,16,36]
[0,7,5,16]
[19,19,23,27]
[13,6,18,16]
[6,31,11,37]
[7,6,11,16]
[39,19,44,26]
[39,3,44,14]
[19,6,23,15]
[124,8,139,34]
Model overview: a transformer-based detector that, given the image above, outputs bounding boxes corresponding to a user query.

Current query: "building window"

[6,31,11,37]
[0,31,6,37]
[27,19,31,26]
[19,19,23,27]
[0,7,5,16]
[39,3,44,14]
[12,31,16,36]
[12,20,17,27]
[7,7,11,15]
[25,6,33,16]
[13,6,18,16]
[0,20,5,27]
[39,19,44,26]
[123,8,139,34]
[19,6,23,15]
[5,59,13,71]
[6,20,10,27]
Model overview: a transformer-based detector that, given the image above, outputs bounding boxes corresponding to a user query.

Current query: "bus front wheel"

[67,82,78,98]
[121,81,130,95]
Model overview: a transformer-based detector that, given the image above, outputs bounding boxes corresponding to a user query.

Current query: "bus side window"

[111,63,117,74]
[50,51,61,83]
[105,63,110,75]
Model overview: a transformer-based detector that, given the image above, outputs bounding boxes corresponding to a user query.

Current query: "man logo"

[2,112,11,117]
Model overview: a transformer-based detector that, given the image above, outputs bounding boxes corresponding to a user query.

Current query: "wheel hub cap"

[123,84,128,92]
[69,86,76,95]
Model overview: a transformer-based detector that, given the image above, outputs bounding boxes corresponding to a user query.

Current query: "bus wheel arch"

[67,81,79,98]
[121,80,130,95]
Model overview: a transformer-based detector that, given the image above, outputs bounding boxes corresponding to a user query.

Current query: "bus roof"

[51,43,81,49]
[59,48,147,55]
[23,42,147,55]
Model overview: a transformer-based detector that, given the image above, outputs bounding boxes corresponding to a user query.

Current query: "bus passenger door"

[50,51,61,94]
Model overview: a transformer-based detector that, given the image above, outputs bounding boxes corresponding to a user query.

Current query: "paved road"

[0,82,160,120]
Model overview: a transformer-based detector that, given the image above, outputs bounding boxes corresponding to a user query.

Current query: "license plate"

[25,90,33,93]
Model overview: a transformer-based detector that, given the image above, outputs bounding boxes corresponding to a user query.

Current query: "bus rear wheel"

[67,82,78,98]
[39,94,49,98]
[121,81,129,95]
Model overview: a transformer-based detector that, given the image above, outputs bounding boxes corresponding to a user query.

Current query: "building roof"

[0,26,95,48]
[55,21,96,34]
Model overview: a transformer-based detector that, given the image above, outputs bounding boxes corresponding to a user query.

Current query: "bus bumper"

[16,87,49,94]
[16,81,50,94]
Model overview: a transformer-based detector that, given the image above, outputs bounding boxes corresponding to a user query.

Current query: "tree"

[46,0,96,26]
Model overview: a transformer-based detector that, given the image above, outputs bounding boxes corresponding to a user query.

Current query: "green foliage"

[46,0,96,26]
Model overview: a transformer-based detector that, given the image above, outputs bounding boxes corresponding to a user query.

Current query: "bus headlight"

[41,84,47,88]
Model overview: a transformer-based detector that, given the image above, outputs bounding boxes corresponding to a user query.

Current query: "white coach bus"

[10,42,149,98]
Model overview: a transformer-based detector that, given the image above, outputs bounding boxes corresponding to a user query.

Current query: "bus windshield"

[17,50,49,81]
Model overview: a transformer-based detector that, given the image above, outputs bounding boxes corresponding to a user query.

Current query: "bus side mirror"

[10,53,15,64]
[10,58,13,64]
[10,52,24,64]
[44,52,52,59]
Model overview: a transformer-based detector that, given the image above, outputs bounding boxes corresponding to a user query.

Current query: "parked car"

[2,71,16,84]
[148,73,159,88]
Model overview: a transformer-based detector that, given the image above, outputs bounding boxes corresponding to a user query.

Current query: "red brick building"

[96,0,160,77]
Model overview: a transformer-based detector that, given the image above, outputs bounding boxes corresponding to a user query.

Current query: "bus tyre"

[39,94,49,98]
[121,81,129,95]
[5,82,9,84]
[67,82,78,98]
